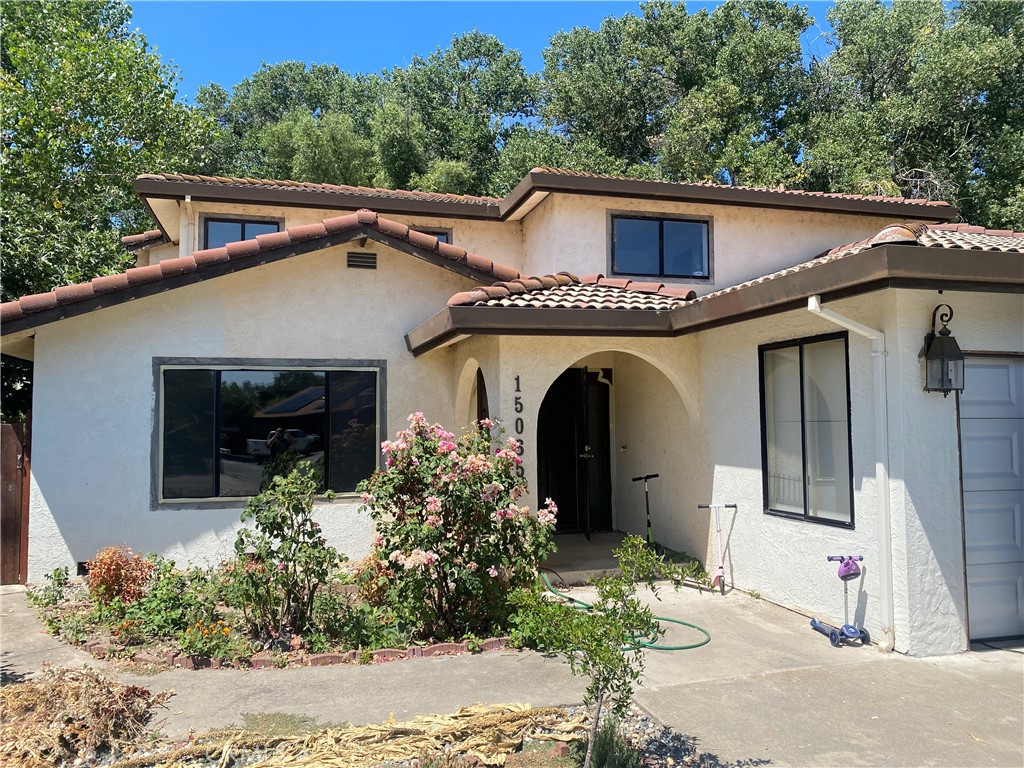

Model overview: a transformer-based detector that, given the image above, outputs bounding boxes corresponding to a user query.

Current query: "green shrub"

[358,414,557,640]
[227,463,344,638]
[589,717,643,768]
[124,556,216,640]
[178,618,250,661]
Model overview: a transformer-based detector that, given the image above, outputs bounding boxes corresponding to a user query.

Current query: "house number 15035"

[513,375,525,476]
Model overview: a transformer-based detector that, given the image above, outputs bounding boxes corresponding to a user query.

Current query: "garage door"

[960,357,1024,640]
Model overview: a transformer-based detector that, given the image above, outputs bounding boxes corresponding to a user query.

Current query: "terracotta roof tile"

[121,229,167,250]
[698,222,1024,305]
[446,272,697,310]
[1,210,522,328]
[137,173,500,206]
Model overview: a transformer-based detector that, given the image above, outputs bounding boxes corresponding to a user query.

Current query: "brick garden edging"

[82,635,512,670]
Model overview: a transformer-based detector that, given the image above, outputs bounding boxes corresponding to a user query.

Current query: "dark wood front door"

[538,368,612,537]
[1,422,29,585]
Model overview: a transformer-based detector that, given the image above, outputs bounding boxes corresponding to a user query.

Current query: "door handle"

[16,453,23,470]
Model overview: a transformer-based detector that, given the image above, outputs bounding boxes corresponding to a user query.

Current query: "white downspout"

[183,195,195,258]
[808,295,896,651]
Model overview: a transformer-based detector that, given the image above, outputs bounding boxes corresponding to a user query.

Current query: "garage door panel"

[960,418,1023,492]
[967,563,1024,640]
[960,361,1024,420]
[963,489,1024,566]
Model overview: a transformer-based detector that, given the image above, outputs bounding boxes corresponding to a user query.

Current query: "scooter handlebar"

[632,474,659,482]
[826,555,863,562]
[698,504,738,509]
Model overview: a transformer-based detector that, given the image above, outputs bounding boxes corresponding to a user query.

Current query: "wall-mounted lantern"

[923,304,964,397]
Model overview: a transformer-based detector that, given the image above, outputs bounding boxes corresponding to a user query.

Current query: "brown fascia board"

[405,244,1022,355]
[499,169,959,222]
[132,177,502,221]
[1,227,497,338]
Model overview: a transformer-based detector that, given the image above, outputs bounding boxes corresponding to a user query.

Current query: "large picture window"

[611,215,709,278]
[160,365,380,500]
[759,333,853,527]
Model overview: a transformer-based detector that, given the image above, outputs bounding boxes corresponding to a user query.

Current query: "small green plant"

[178,619,249,660]
[748,590,762,600]
[126,556,216,639]
[56,613,89,644]
[27,566,70,607]
[510,535,679,768]
[588,717,643,768]
[358,648,373,665]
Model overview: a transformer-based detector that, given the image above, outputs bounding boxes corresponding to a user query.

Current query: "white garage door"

[960,357,1024,640]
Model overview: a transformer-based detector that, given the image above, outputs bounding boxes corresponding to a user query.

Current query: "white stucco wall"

[520,193,912,295]
[27,243,472,581]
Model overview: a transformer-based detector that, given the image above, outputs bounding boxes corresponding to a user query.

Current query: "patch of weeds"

[587,717,643,768]
[358,649,373,665]
[239,712,344,738]
[748,590,762,600]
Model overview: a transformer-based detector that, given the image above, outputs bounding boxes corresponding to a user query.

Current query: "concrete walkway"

[2,583,1022,767]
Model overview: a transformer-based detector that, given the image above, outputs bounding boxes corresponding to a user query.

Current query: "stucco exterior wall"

[155,201,525,273]
[27,243,473,581]
[698,295,889,643]
[520,193,910,295]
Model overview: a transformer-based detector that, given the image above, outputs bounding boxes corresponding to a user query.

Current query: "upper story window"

[414,228,450,244]
[611,215,709,279]
[759,333,853,527]
[160,363,380,500]
[203,218,281,250]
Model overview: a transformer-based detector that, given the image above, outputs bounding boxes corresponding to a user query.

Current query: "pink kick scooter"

[698,503,736,594]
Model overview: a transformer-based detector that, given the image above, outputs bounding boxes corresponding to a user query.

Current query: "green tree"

[259,109,377,186]
[803,0,1023,227]
[0,0,214,419]
[371,100,429,190]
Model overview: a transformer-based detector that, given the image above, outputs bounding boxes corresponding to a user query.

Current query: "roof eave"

[133,177,503,221]
[500,170,958,222]
[405,244,1022,354]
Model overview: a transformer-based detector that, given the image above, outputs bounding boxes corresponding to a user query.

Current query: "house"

[2,168,1022,657]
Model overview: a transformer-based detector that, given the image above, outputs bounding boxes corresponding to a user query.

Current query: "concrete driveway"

[2,583,1022,767]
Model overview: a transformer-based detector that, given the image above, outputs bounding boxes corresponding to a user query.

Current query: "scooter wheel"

[829,629,841,647]
[859,629,870,644]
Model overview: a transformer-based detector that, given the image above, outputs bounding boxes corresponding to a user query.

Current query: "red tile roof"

[137,173,501,206]
[696,222,1024,304]
[121,229,167,249]
[1,210,521,328]
[530,167,956,211]
[447,274,696,310]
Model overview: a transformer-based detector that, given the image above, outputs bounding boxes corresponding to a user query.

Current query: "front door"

[959,357,1024,640]
[538,368,612,537]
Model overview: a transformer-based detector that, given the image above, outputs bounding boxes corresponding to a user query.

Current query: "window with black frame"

[203,219,281,250]
[611,215,709,278]
[161,367,379,499]
[759,333,853,527]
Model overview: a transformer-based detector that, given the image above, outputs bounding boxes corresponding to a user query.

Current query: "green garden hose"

[540,571,712,651]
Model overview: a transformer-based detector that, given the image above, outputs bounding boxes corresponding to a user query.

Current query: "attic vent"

[347,251,377,270]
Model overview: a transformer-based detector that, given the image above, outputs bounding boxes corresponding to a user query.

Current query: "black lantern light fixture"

[923,304,964,397]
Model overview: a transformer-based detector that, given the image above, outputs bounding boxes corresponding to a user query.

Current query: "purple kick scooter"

[810,555,870,647]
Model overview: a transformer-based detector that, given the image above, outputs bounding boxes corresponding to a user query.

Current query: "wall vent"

[347,251,377,270]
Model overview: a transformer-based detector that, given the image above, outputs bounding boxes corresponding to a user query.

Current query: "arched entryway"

[535,350,708,555]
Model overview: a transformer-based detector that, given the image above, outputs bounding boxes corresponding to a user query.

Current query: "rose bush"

[358,414,558,640]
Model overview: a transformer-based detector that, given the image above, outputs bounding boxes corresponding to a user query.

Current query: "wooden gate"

[1,421,29,584]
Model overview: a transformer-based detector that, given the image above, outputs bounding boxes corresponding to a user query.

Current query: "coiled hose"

[541,570,712,651]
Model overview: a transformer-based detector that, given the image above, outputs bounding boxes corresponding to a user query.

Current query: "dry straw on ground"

[111,703,586,767]
[0,664,172,767]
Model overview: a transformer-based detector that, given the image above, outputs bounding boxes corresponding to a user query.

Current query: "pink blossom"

[464,455,492,475]
[372,533,384,548]
[433,425,455,440]
[425,515,441,528]
[408,411,426,425]
[467,561,478,571]
[544,498,559,515]
[437,440,457,454]
[361,492,376,505]
[481,482,502,502]
[487,565,499,578]
[479,418,495,430]
[277,563,287,571]
[425,496,442,513]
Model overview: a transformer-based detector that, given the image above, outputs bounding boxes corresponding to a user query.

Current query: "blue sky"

[129,1,838,102]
